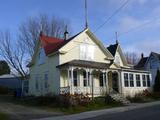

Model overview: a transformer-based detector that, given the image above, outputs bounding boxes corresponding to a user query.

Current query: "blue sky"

[0,0,160,56]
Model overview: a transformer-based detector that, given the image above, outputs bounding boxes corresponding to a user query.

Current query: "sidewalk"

[33,101,160,120]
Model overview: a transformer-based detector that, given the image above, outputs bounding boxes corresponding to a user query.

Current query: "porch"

[57,60,121,96]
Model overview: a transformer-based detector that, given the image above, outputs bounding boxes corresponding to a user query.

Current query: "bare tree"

[0,14,70,78]
[18,14,71,58]
[0,31,28,79]
[125,52,140,65]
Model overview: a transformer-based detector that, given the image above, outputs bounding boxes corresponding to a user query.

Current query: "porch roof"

[57,60,111,69]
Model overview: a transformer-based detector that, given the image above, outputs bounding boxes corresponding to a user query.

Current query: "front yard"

[0,112,9,120]
[0,94,123,115]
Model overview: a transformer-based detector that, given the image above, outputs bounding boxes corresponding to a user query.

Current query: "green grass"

[0,112,9,120]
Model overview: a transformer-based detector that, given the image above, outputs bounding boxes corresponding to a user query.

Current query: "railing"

[60,86,107,95]
[60,86,70,94]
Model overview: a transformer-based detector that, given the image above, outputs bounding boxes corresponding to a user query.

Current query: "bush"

[0,86,9,94]
[59,93,91,108]
[105,94,115,104]
[126,90,153,103]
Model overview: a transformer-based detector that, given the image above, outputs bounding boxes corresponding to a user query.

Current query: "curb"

[33,101,160,120]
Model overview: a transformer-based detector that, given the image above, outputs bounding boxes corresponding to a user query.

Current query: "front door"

[112,72,119,92]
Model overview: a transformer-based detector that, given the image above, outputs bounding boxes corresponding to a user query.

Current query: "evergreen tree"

[154,69,160,92]
[0,60,10,75]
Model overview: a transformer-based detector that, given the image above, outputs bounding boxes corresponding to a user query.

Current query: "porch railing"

[60,86,107,95]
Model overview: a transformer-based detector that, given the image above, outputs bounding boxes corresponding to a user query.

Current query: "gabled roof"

[134,57,148,69]
[107,43,129,67]
[28,28,113,67]
[40,31,83,55]
[151,52,160,60]
[107,43,118,56]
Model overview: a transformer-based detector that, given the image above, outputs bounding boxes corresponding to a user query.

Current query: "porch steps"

[109,93,130,105]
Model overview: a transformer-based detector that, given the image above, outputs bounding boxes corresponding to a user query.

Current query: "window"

[115,56,120,65]
[99,73,104,87]
[38,48,46,65]
[44,72,49,88]
[83,71,87,86]
[80,44,95,60]
[129,74,134,87]
[88,72,90,86]
[73,70,78,86]
[142,75,147,87]
[147,75,151,87]
[136,74,141,87]
[35,75,39,90]
[124,73,129,87]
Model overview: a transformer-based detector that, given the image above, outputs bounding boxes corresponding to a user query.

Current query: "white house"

[28,28,152,97]
[135,52,160,86]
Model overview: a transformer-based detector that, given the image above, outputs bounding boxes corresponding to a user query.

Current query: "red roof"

[40,33,68,55]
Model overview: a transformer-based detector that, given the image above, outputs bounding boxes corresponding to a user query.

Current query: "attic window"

[38,48,46,65]
[80,44,95,60]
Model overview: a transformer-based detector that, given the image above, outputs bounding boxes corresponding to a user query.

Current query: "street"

[82,104,160,120]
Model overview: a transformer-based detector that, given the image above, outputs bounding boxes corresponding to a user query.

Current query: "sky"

[0,0,160,57]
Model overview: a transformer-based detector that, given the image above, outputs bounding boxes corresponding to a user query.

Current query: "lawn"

[0,95,123,114]
[0,112,9,120]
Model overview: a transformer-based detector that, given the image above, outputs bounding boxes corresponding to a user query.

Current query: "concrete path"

[33,101,160,120]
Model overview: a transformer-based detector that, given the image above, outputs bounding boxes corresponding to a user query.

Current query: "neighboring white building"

[135,52,160,86]
[28,28,152,97]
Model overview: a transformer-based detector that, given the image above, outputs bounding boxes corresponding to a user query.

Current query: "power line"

[94,0,130,33]
[119,18,160,37]
[115,17,160,39]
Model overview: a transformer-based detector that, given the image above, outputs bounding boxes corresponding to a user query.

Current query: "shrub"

[104,94,115,104]
[126,90,152,103]
[0,86,9,95]
[59,93,91,108]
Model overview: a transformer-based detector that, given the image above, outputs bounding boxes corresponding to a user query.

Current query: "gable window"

[73,70,78,86]
[124,73,129,87]
[115,56,120,65]
[38,48,46,65]
[146,75,151,87]
[136,74,141,87]
[142,75,147,87]
[80,44,95,60]
[129,74,134,87]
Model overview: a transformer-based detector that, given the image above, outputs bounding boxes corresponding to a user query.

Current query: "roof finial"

[85,0,88,29]
[64,25,69,40]
[115,32,119,44]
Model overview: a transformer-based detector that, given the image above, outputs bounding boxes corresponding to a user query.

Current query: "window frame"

[136,74,141,87]
[80,43,95,61]
[124,73,129,87]
[44,71,49,89]
[129,73,134,87]
[142,74,147,87]
[146,75,151,87]
[73,70,78,87]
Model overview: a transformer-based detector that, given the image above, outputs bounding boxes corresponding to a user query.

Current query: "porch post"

[102,71,106,93]
[67,67,71,93]
[86,69,89,94]
[106,70,109,94]
[71,67,74,94]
